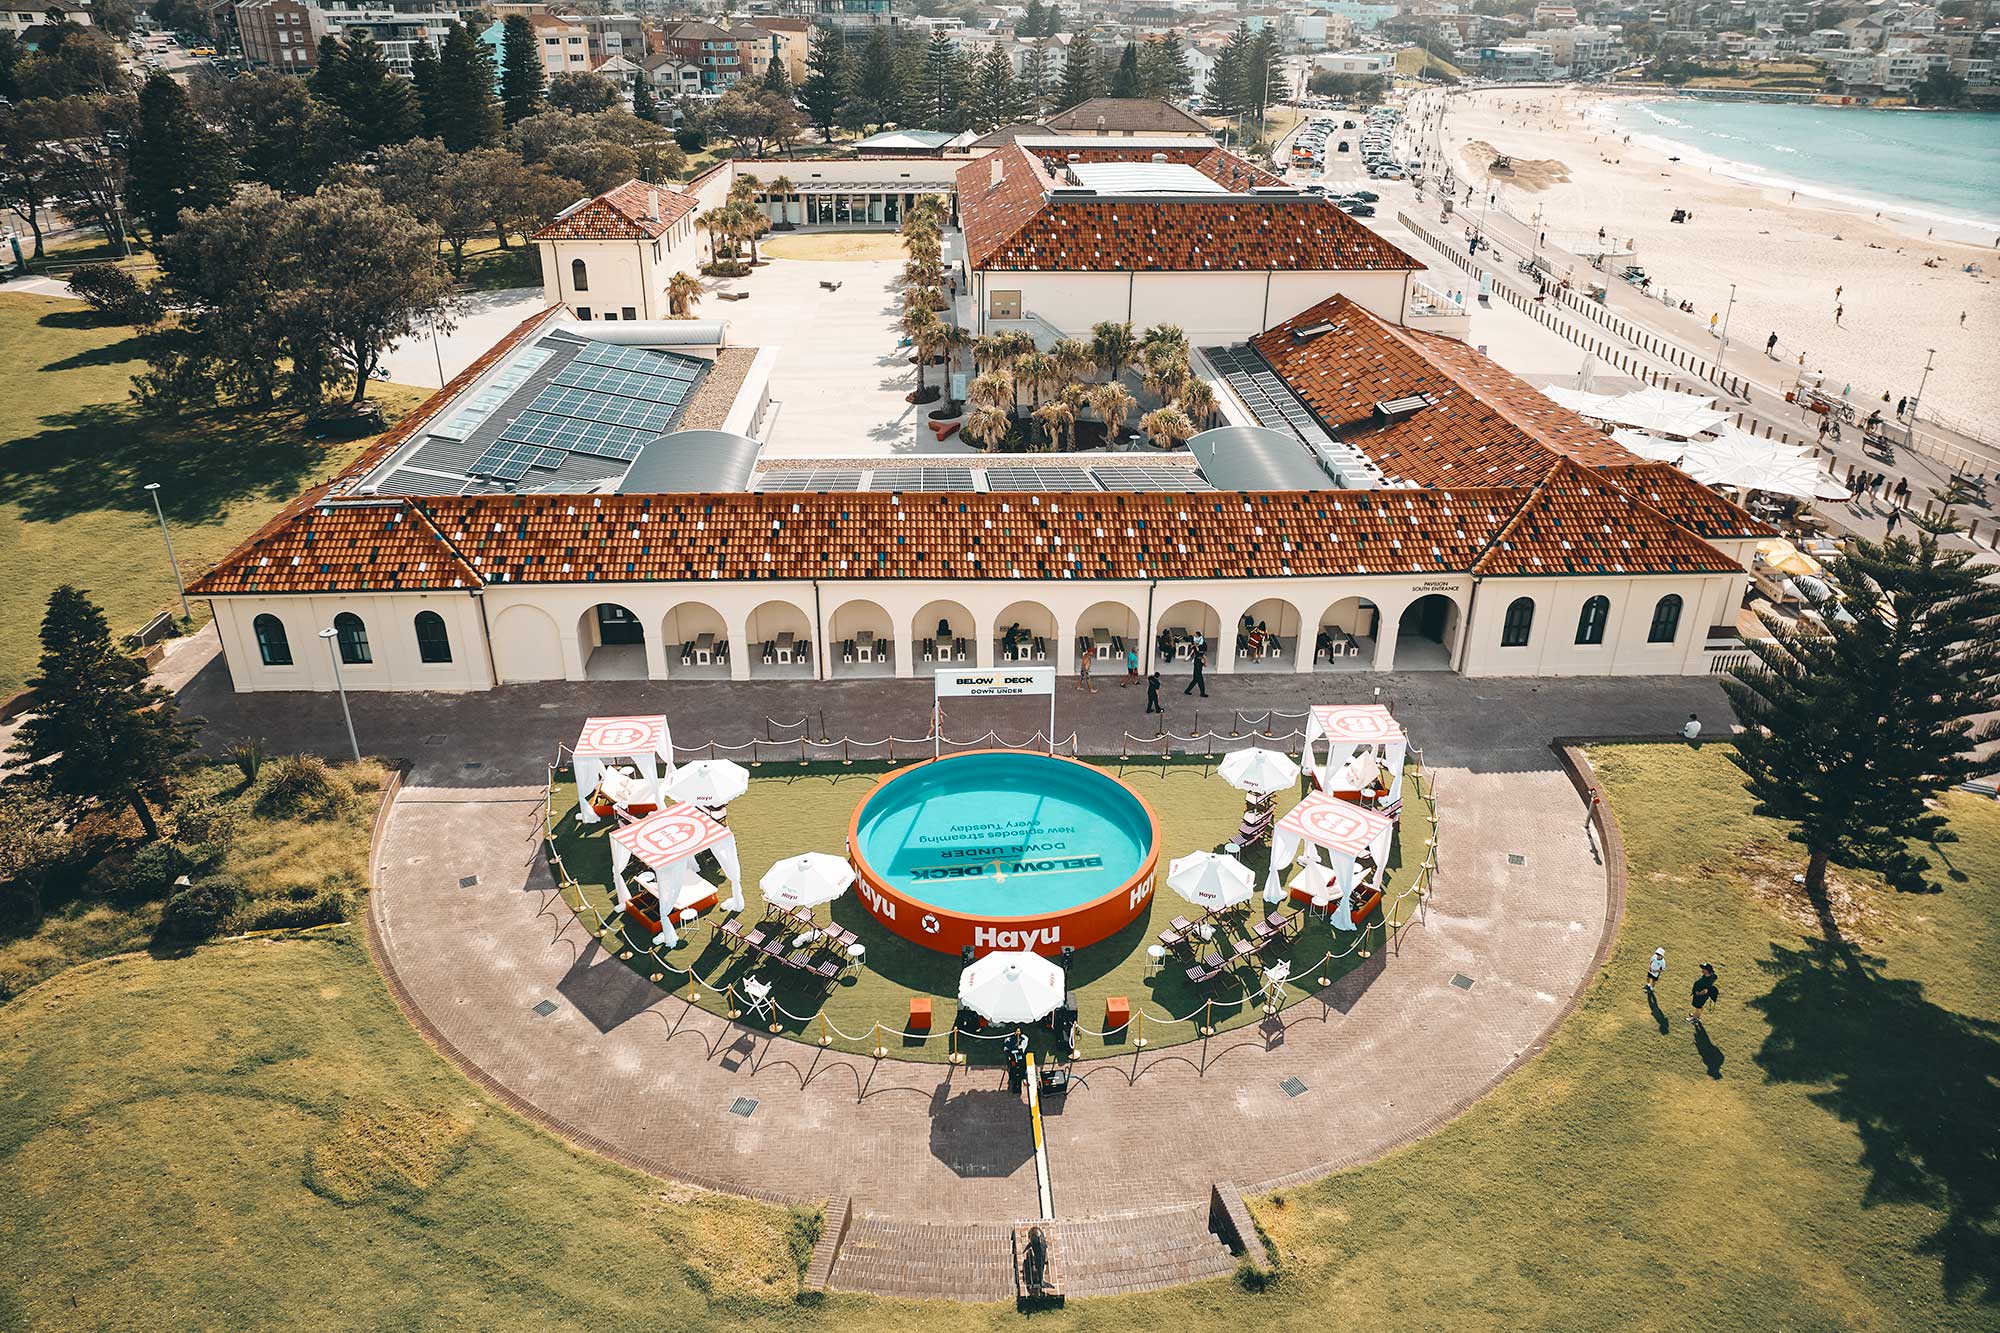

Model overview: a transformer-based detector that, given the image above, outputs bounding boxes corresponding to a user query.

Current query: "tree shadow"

[36,307,127,331]
[1751,935,2000,1301]
[42,334,149,371]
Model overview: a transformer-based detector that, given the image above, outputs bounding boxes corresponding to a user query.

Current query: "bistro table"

[857,630,876,663]
[776,631,796,664]
[1092,627,1113,660]
[694,632,716,665]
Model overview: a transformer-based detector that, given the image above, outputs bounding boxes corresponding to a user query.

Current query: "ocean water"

[1618,100,2000,230]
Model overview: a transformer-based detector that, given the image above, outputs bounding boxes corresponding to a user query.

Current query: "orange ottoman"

[1104,996,1130,1031]
[907,997,932,1032]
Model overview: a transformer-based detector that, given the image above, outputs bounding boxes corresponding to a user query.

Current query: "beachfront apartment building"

[478,14,594,84]
[658,20,746,89]
[1478,43,1559,78]
[235,0,329,71]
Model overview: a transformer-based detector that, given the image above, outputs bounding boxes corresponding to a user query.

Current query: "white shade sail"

[1166,850,1256,912]
[1546,385,1727,437]
[667,758,751,808]
[758,851,855,912]
[958,950,1066,1023]
[1217,746,1301,794]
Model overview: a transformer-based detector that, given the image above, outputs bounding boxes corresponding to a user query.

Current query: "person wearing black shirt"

[1184,646,1208,697]
[1145,670,1162,714]
[1688,962,1720,1026]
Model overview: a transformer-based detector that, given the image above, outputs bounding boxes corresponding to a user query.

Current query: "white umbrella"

[1167,850,1255,912]
[958,950,1066,1024]
[667,759,750,808]
[1577,352,1597,392]
[1217,746,1301,794]
[759,851,854,912]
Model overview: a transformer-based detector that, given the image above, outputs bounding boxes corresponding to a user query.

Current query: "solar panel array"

[433,347,553,441]
[467,441,567,481]
[1092,465,1214,492]
[467,339,708,482]
[755,470,866,493]
[1202,344,1339,450]
[527,383,679,432]
[571,340,705,381]
[985,464,1096,492]
[869,467,977,493]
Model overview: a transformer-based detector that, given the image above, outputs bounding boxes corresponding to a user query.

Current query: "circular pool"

[847,751,1161,956]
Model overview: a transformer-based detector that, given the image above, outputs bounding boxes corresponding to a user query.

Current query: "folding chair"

[741,976,774,1023]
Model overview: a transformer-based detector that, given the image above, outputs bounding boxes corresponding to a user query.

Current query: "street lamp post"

[318,627,362,763]
[1718,282,1736,355]
[142,482,190,619]
[1910,348,1937,421]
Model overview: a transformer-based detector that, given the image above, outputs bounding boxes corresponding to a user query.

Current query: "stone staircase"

[823,1204,1239,1302]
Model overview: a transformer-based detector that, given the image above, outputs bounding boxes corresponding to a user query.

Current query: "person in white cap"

[1646,946,1666,993]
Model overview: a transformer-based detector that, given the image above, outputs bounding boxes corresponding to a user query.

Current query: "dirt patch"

[1730,841,1886,947]
[305,1100,478,1204]
[1460,140,1571,192]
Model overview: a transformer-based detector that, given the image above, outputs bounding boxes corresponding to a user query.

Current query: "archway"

[663,601,729,678]
[1234,596,1303,673]
[827,598,894,677]
[1317,596,1380,672]
[492,604,563,682]
[1389,593,1460,672]
[913,598,974,666]
[993,600,1057,665]
[579,603,646,680]
[747,599,813,677]
[1153,599,1221,673]
[1076,599,1142,676]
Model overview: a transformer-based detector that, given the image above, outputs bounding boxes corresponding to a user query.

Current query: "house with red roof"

[532,180,707,322]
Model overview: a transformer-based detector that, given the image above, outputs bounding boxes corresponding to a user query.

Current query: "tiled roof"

[188,501,480,595]
[1598,462,1779,539]
[1471,460,1746,578]
[1043,98,1212,134]
[531,180,698,242]
[1249,295,1637,487]
[955,146,1419,274]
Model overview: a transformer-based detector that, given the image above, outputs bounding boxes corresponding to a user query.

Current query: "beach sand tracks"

[1462,139,1572,192]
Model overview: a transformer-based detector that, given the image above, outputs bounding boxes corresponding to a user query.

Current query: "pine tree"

[1018,42,1052,118]
[1206,24,1251,117]
[1056,38,1100,110]
[855,28,899,127]
[1245,26,1282,133]
[971,44,1016,129]
[799,24,848,142]
[309,34,349,110]
[1725,526,2000,901]
[432,22,500,152]
[124,70,235,240]
[330,32,419,151]
[499,14,545,126]
[1021,0,1048,39]
[760,49,792,98]
[5,586,198,840]
[632,75,658,123]
[1109,42,1142,98]
[408,39,442,139]
[1140,32,1194,100]
[915,30,957,129]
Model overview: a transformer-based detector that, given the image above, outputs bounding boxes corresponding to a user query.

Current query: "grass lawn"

[549,759,1431,1061]
[1,744,1992,1330]
[0,292,429,693]
[0,759,386,1000]
[760,232,908,262]
[453,236,543,292]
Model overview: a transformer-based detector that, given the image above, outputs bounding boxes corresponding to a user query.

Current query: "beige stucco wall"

[976,269,1414,343]
[1456,571,1746,678]
[212,593,494,693]
[536,217,705,321]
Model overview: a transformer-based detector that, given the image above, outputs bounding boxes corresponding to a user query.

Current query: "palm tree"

[1179,377,1219,429]
[1048,338,1090,391]
[910,314,949,402]
[1087,381,1137,449]
[1140,323,1188,361]
[1033,395,1077,452]
[902,255,944,290]
[697,209,727,266]
[1014,350,1054,417]
[1140,404,1194,452]
[734,202,770,264]
[969,369,1014,411]
[964,402,1012,452]
[1142,343,1190,404]
[1090,320,1137,385]
[768,175,796,226]
[667,271,702,318]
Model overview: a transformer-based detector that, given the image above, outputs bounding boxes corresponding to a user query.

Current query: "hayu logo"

[858,882,895,921]
[1128,881,1153,912]
[974,925,1061,950]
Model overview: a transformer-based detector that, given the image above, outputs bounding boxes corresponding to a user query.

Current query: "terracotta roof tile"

[188,501,480,595]
[532,179,698,242]
[1471,460,1746,577]
[1250,295,1637,486]
[1598,462,1779,539]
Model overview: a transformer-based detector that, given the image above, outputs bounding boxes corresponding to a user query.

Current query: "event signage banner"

[933,667,1056,698]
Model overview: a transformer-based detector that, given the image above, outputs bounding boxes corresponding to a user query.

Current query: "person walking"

[1895,476,1911,505]
[1078,653,1095,694]
[1145,670,1162,715]
[1834,284,1843,302]
[1183,645,1208,697]
[1835,304,1844,326]
[1885,508,1902,536]
[1122,646,1138,687]
[1688,962,1720,1027]
[1646,947,1666,994]
[1765,331,1778,357]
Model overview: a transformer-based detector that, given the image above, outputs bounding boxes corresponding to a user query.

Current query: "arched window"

[414,610,452,664]
[1648,594,1683,644]
[253,613,292,666]
[1575,595,1610,646]
[333,612,372,665]
[570,257,589,292]
[1501,596,1535,648]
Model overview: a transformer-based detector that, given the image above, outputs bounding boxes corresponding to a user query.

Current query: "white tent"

[958,950,1066,1022]
[574,715,676,825]
[1302,704,1409,813]
[1576,352,1597,393]
[1166,850,1256,913]
[1610,428,1689,464]
[1545,385,1728,438]
[1263,793,1396,931]
[759,851,854,913]
[608,802,744,943]
[1217,747,1301,795]
[1664,427,1851,501]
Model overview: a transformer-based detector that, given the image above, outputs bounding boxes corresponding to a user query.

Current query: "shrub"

[255,754,357,822]
[243,887,354,932]
[227,739,264,783]
[66,263,162,324]
[170,792,237,859]
[155,873,246,942]
[0,781,72,928]
[125,839,197,898]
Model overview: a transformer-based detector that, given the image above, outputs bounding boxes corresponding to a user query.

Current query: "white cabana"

[574,715,676,825]
[608,802,744,943]
[958,950,1066,1022]
[1166,850,1256,913]
[666,758,751,810]
[1302,704,1409,813]
[1264,793,1396,931]
[759,851,854,913]
[1217,746,1301,795]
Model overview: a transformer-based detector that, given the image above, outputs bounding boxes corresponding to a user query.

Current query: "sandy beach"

[1415,86,2000,428]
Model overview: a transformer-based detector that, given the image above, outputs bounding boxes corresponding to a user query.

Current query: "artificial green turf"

[0,292,428,692]
[547,757,1432,1061]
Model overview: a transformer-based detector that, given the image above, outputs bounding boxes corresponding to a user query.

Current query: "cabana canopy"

[1303,704,1409,811]
[575,715,676,824]
[609,802,743,940]
[1264,793,1396,930]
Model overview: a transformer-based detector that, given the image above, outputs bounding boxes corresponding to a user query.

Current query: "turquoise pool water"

[855,754,1154,916]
